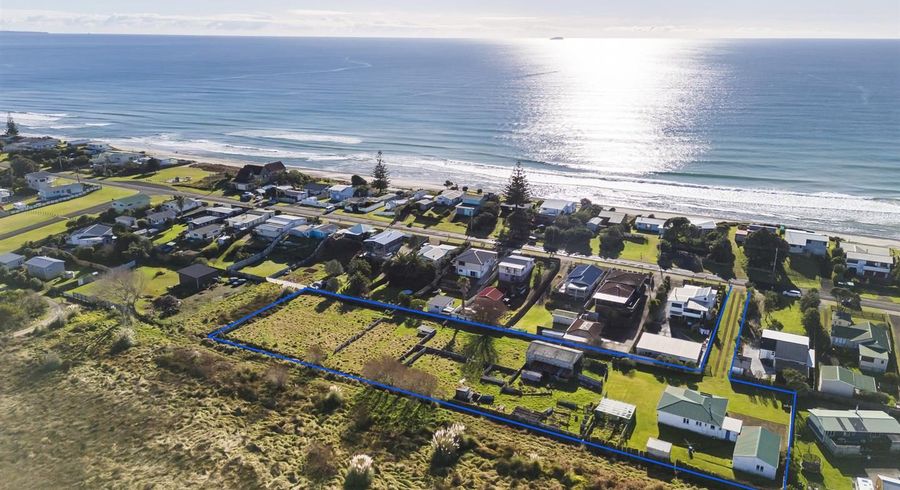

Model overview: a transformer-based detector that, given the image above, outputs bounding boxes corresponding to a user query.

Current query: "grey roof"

[72,224,113,238]
[114,194,150,205]
[526,340,583,368]
[455,248,498,265]
[25,255,65,268]
[734,426,781,469]
[598,211,626,224]
[808,409,900,435]
[148,209,177,221]
[657,385,728,426]
[177,263,220,279]
[761,329,810,364]
[191,224,223,235]
[364,229,407,246]
[819,365,877,393]
[0,252,24,265]
[190,216,220,226]
[428,295,456,308]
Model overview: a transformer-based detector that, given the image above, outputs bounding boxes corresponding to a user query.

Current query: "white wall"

[733,456,776,480]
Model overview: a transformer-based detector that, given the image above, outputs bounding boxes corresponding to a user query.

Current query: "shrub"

[318,385,345,412]
[110,328,136,354]
[496,452,542,479]
[305,442,338,480]
[431,423,466,467]
[344,454,373,489]
[264,365,290,390]
[38,351,63,373]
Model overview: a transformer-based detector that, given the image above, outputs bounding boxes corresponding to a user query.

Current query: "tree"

[505,207,533,244]
[466,296,507,325]
[708,236,734,264]
[763,291,781,317]
[462,333,498,378]
[743,229,789,270]
[5,113,19,137]
[324,259,344,277]
[781,368,810,396]
[801,307,828,352]
[348,257,372,277]
[503,162,531,208]
[371,151,390,194]
[144,157,161,173]
[95,268,147,324]
[384,253,435,290]
[561,226,592,254]
[350,174,367,187]
[457,277,470,310]
[324,277,341,292]
[543,225,562,249]
[344,272,371,297]
[799,288,820,311]
[9,155,39,177]
[598,225,625,257]
[152,294,180,317]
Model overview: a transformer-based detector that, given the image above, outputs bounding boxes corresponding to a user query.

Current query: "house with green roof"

[817,365,877,398]
[111,193,150,213]
[807,409,900,456]
[831,311,892,373]
[733,426,782,480]
[656,385,743,442]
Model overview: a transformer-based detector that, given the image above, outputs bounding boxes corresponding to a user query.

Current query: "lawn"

[283,263,329,285]
[705,289,746,378]
[514,301,554,333]
[0,185,137,234]
[618,235,660,263]
[240,258,291,277]
[152,224,186,245]
[207,235,250,269]
[728,228,749,279]
[109,166,214,186]
[785,255,823,289]
[0,219,71,253]
[765,301,806,335]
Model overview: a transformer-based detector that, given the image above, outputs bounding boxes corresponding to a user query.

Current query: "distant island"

[550,37,564,40]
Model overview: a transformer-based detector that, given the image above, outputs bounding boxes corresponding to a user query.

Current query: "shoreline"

[108,142,900,249]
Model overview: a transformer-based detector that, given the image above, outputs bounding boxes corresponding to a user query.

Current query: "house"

[146,209,177,227]
[3,136,60,152]
[435,189,464,206]
[593,270,650,315]
[185,224,223,242]
[328,184,355,202]
[453,192,487,218]
[418,243,457,264]
[344,195,393,213]
[687,217,718,233]
[279,187,308,203]
[876,475,900,490]
[206,206,241,218]
[784,229,828,256]
[453,248,498,280]
[0,188,11,203]
[656,385,743,442]
[759,329,815,375]
[115,216,137,228]
[538,199,577,218]
[303,182,331,197]
[38,182,84,200]
[67,224,115,247]
[254,215,307,240]
[734,229,750,244]
[476,286,504,303]
[806,409,900,456]
[415,198,434,211]
[498,254,535,289]
[0,252,25,269]
[176,263,220,291]
[188,215,221,230]
[636,333,703,365]
[363,230,407,257]
[25,171,55,190]
[338,223,376,240]
[225,210,273,231]
[733,426,781,480]
[817,365,877,398]
[667,285,717,320]
[90,151,142,167]
[551,309,579,328]
[559,264,605,299]
[589,211,627,231]
[635,217,667,234]
[111,194,150,213]
[161,197,203,215]
[24,256,66,280]
[564,318,605,345]
[427,295,459,316]
[308,223,339,239]
[525,341,584,379]
[232,161,286,191]
[844,243,895,279]
[831,311,892,374]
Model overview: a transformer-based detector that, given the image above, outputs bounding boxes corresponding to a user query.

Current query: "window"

[683,418,689,424]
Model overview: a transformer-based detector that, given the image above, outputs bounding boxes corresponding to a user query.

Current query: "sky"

[2,0,899,39]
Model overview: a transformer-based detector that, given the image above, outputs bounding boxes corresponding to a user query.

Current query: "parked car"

[240,192,254,202]
[836,281,856,288]
[782,289,802,298]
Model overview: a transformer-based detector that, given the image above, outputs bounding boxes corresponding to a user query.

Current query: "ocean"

[1,33,898,238]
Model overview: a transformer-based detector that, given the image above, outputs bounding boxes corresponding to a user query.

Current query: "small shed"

[0,252,25,270]
[417,325,436,337]
[177,263,221,291]
[455,386,474,402]
[521,370,543,383]
[647,437,672,460]
[594,397,636,423]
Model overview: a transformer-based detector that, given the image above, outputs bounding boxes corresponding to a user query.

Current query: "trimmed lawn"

[785,255,823,289]
[618,235,660,263]
[0,219,71,253]
[728,228,749,279]
[152,224,186,245]
[109,166,214,186]
[0,185,137,234]
[705,289,746,378]
[208,235,250,269]
[241,258,290,277]
[766,301,806,335]
[514,301,554,333]
[283,263,329,285]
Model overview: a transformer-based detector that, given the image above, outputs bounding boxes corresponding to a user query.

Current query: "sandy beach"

[109,141,900,249]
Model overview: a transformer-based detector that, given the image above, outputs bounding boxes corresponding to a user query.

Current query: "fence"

[0,184,100,218]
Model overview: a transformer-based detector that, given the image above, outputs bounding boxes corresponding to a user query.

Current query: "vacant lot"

[109,166,215,186]
[0,185,136,234]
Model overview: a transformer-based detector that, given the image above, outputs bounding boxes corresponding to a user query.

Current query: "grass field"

[240,257,291,277]
[207,235,250,269]
[152,224,186,245]
[0,219,72,253]
[728,228,749,279]
[618,235,660,262]
[785,255,823,289]
[109,166,214,186]
[0,186,137,235]
[283,263,329,285]
[705,289,747,378]
[766,301,806,335]
[514,301,554,333]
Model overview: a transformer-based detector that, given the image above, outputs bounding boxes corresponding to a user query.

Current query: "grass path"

[709,289,746,378]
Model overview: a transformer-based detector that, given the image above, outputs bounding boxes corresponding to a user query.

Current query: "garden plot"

[326,318,435,373]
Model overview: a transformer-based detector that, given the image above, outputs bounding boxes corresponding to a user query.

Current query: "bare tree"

[95,268,147,324]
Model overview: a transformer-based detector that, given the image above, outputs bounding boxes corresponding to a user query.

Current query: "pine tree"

[371,151,390,195]
[503,162,531,208]
[5,113,19,137]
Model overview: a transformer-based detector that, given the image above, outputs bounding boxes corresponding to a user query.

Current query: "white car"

[782,289,802,298]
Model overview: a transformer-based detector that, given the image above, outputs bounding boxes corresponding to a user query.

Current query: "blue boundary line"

[725,290,798,490]
[200,284,795,490]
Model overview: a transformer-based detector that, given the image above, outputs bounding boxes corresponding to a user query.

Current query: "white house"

[24,256,66,280]
[667,285,717,320]
[687,217,718,233]
[4,137,60,152]
[435,189,464,207]
[844,243,894,279]
[328,184,355,202]
[817,365,877,398]
[635,217,667,234]
[418,243,457,265]
[427,295,459,316]
[732,426,781,481]
[115,216,138,228]
[831,312,892,374]
[656,385,742,442]
[225,210,274,231]
[91,151,142,167]
[186,224,224,242]
[0,188,13,203]
[538,199,577,218]
[253,215,307,240]
[206,206,242,218]
[67,224,115,247]
[38,182,84,200]
[454,248,498,280]
[635,333,703,365]
[0,252,25,270]
[111,194,151,213]
[162,197,203,215]
[498,254,536,286]
[25,171,55,190]
[784,229,828,256]
[146,209,177,227]
[759,329,815,375]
